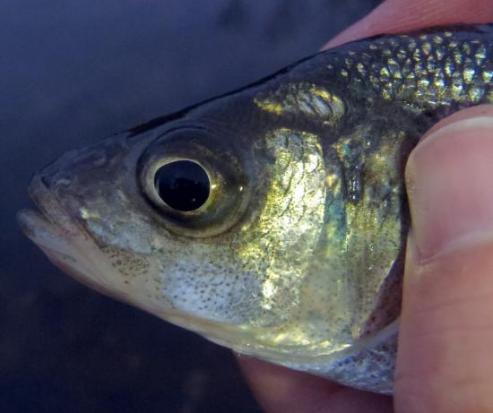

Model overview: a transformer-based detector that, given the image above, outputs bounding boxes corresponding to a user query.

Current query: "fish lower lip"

[17,207,62,246]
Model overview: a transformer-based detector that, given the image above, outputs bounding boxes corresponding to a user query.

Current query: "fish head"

[18,90,404,366]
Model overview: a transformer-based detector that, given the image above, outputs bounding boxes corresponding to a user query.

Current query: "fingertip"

[323,0,493,49]
[237,356,340,413]
[237,356,393,413]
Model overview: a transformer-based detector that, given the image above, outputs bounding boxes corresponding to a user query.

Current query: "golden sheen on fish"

[18,25,493,394]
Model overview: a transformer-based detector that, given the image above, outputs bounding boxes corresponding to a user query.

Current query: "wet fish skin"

[18,24,493,394]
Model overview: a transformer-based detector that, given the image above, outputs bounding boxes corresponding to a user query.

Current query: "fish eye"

[138,128,250,237]
[154,160,210,212]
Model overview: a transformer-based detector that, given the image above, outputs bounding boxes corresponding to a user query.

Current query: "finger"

[238,356,393,413]
[324,0,493,48]
[395,105,493,413]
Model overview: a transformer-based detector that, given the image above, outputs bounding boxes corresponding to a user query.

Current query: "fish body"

[18,25,493,394]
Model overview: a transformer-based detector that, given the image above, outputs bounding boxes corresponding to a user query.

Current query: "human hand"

[238,1,493,412]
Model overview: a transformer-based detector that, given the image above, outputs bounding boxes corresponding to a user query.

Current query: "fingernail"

[406,106,493,261]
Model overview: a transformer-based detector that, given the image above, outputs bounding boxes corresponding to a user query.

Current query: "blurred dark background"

[0,1,380,412]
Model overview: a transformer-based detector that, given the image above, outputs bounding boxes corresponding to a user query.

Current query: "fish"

[18,24,493,394]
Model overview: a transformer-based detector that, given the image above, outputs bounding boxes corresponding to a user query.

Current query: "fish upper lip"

[27,174,62,223]
[17,173,84,241]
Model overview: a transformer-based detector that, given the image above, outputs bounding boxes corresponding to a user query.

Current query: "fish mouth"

[18,174,84,261]
[17,174,122,296]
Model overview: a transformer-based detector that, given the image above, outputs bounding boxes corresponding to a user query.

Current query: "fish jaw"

[17,174,132,298]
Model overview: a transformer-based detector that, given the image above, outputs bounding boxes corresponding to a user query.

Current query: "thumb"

[395,105,493,413]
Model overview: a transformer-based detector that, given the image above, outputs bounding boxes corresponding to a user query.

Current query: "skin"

[239,1,493,412]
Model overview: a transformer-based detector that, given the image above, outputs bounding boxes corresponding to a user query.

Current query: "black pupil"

[154,160,210,211]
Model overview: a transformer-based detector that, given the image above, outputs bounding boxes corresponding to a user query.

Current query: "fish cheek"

[228,128,328,341]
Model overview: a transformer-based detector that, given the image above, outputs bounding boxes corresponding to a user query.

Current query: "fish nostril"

[40,174,52,189]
